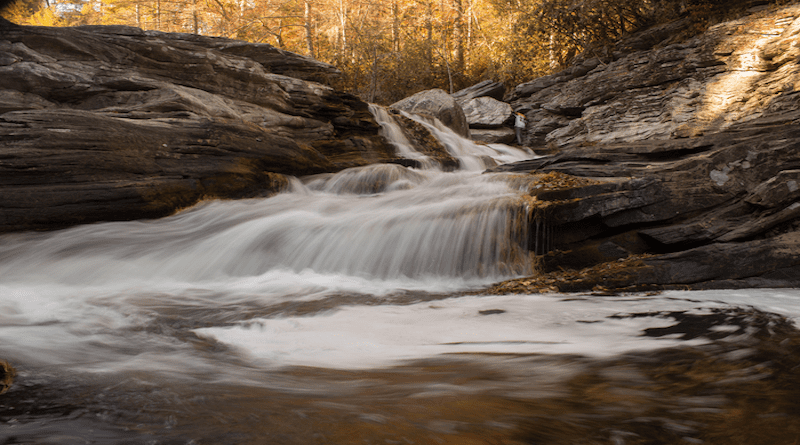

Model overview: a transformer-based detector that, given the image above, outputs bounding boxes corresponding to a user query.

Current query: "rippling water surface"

[2,111,800,444]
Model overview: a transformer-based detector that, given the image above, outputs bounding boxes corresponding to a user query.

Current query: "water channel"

[2,109,800,444]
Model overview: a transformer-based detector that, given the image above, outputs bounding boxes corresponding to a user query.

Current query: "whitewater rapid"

[1,107,799,380]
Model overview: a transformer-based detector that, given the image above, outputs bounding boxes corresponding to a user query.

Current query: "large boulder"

[452,79,505,103]
[489,3,800,291]
[0,24,397,232]
[390,88,470,138]
[461,96,513,128]
[454,80,513,143]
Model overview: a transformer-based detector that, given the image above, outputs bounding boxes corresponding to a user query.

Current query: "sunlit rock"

[512,6,800,148]
[491,3,800,290]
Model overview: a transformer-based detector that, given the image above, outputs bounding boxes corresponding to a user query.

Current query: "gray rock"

[489,3,800,290]
[0,24,396,232]
[469,128,516,144]
[462,96,513,128]
[452,80,505,103]
[390,88,470,138]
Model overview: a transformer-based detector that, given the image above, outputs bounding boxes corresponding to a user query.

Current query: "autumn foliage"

[3,0,733,103]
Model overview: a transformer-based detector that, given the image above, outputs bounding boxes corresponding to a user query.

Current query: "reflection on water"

[3,291,800,444]
[4,298,800,444]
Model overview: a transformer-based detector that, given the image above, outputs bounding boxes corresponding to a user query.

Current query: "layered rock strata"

[493,3,800,291]
[0,24,397,232]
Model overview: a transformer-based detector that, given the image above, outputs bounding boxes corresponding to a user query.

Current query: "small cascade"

[369,104,534,171]
[0,105,541,287]
[531,214,554,256]
[403,112,534,171]
[304,163,427,195]
[369,105,441,169]
[0,174,536,282]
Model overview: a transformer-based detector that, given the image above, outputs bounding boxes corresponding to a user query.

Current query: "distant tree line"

[4,0,749,103]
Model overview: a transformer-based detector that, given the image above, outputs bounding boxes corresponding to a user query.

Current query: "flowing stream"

[2,109,800,444]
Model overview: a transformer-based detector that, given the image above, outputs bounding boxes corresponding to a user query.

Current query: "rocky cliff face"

[0,24,397,232]
[2,5,799,291]
[492,3,800,291]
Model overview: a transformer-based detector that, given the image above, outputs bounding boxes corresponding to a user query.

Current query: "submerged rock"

[0,360,14,395]
[470,127,516,144]
[491,3,800,291]
[0,24,396,232]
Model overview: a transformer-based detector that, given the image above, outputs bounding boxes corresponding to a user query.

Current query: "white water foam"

[2,109,798,380]
[197,289,800,370]
[0,111,538,374]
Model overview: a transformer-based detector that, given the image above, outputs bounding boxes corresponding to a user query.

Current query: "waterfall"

[5,103,796,444]
[369,104,535,171]
[531,211,554,256]
[0,106,539,287]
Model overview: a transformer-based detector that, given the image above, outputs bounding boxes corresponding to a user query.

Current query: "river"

[2,109,800,444]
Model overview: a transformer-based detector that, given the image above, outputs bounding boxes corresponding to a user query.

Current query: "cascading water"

[3,106,800,444]
[0,107,536,286]
[0,107,539,376]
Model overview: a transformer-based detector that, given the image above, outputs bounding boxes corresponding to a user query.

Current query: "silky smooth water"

[2,110,800,444]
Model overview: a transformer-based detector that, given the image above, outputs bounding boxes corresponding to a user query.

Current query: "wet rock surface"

[492,3,800,291]
[0,24,396,232]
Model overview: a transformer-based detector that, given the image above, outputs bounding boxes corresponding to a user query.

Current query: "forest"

[4,0,735,103]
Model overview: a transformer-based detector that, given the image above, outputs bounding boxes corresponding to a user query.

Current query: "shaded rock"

[390,88,470,138]
[0,24,396,233]
[452,80,505,103]
[0,360,14,395]
[520,109,572,147]
[745,170,800,208]
[470,127,516,144]
[461,96,513,128]
[493,231,800,293]
[636,231,800,288]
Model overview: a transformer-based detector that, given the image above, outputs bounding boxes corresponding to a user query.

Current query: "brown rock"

[0,24,396,232]
[490,4,800,290]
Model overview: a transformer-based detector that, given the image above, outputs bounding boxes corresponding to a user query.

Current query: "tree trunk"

[392,0,399,52]
[276,18,285,48]
[425,0,432,65]
[304,0,314,57]
[337,0,347,56]
[193,0,199,34]
[369,45,378,102]
[453,0,464,73]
